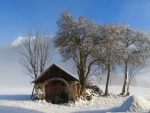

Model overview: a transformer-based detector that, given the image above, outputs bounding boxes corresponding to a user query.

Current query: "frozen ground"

[0,86,150,113]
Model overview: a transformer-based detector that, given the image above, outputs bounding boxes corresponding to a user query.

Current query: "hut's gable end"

[34,64,78,84]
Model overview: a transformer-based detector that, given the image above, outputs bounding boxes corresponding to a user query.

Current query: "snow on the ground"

[0,86,150,113]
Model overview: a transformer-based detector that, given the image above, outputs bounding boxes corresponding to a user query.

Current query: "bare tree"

[126,61,144,95]
[55,11,103,96]
[102,24,119,96]
[16,31,53,98]
[95,24,121,96]
[117,25,150,95]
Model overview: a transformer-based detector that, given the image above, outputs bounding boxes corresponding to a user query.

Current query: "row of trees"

[55,11,150,96]
[17,11,150,97]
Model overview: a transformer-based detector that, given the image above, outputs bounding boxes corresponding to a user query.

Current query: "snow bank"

[119,95,150,112]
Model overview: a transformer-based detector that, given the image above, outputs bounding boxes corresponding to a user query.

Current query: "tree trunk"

[80,82,86,96]
[126,81,131,96]
[120,61,128,95]
[104,59,111,96]
[79,70,87,96]
[78,56,87,96]
[31,84,35,100]
[79,77,87,96]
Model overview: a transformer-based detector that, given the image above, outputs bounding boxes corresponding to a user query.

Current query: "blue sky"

[0,0,150,45]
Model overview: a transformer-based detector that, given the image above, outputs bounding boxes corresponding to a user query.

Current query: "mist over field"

[0,37,150,88]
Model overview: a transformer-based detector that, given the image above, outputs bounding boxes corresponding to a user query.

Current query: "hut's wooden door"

[45,81,68,103]
[47,84,64,96]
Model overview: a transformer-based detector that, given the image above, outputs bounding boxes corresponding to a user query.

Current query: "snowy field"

[0,86,150,113]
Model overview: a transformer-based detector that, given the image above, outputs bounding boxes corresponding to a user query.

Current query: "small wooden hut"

[32,64,80,104]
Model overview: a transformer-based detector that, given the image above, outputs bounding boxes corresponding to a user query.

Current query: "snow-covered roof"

[32,63,79,83]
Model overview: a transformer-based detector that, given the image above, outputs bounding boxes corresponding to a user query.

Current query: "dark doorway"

[45,80,68,104]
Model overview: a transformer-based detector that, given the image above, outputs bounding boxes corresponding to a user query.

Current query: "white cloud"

[11,37,26,47]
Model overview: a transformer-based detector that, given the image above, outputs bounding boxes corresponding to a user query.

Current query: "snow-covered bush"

[33,88,44,100]
[86,81,103,95]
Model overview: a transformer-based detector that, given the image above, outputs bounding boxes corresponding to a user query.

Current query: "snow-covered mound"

[119,95,150,112]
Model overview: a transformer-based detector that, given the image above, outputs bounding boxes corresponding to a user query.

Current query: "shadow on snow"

[0,105,43,113]
[0,95,31,101]
[72,108,119,113]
